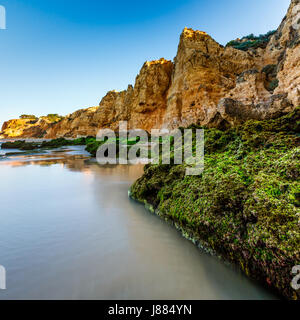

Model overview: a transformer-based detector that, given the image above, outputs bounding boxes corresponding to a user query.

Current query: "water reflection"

[0,147,144,178]
[0,146,278,300]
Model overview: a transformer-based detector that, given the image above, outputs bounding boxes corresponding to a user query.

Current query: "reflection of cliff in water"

[0,147,145,178]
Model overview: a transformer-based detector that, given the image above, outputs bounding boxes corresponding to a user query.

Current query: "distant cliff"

[0,115,62,138]
[1,0,299,139]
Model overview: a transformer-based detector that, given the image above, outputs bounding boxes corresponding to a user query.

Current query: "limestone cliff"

[1,117,56,138]
[1,0,299,138]
[42,58,173,138]
[162,28,255,129]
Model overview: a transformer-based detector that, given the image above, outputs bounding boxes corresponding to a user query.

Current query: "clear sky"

[0,0,291,127]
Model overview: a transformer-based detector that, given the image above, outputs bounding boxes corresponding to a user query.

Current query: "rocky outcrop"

[128,59,173,131]
[162,29,255,129]
[170,0,299,129]
[43,58,173,138]
[211,94,294,127]
[0,117,53,138]
[44,106,100,138]
[1,0,299,138]
[130,108,300,300]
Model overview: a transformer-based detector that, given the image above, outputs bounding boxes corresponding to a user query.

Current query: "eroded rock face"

[128,59,173,131]
[213,95,294,127]
[263,0,300,110]
[42,58,173,138]
[1,118,53,138]
[44,107,99,138]
[162,29,255,129]
[163,0,299,129]
[1,0,299,138]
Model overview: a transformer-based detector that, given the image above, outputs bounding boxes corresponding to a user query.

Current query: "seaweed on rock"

[130,108,300,300]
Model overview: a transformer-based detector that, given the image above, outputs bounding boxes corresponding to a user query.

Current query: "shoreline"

[129,191,282,300]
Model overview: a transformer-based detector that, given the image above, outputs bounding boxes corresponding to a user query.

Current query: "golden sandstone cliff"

[1,0,299,138]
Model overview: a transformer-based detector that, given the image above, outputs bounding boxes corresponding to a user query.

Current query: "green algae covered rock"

[1,137,90,151]
[1,141,40,150]
[130,108,300,300]
[40,137,89,148]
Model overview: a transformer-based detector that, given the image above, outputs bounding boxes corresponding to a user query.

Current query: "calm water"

[0,145,277,299]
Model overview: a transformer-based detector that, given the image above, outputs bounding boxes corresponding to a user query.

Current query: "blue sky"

[0,0,291,126]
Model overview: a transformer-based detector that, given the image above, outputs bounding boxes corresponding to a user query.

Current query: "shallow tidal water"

[0,145,278,300]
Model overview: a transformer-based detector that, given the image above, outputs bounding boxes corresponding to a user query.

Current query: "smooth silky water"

[0,144,278,299]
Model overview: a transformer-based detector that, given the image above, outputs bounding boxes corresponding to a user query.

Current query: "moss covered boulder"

[130,108,300,300]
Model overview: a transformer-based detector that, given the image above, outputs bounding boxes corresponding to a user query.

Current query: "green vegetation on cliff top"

[226,30,276,51]
[19,114,64,122]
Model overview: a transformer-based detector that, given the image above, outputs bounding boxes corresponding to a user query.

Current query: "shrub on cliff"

[45,114,64,123]
[226,30,276,51]
[20,115,38,120]
[130,108,300,300]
